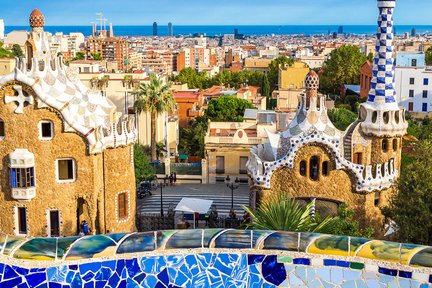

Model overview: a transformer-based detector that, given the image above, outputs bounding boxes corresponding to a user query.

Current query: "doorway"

[49,210,60,237]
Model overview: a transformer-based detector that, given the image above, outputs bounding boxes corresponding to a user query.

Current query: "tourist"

[194,212,199,228]
[81,220,89,235]
[229,208,237,219]
[153,175,158,189]
[169,173,174,185]
[173,172,177,184]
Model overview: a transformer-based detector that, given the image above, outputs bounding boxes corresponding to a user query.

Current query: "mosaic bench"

[1,229,432,287]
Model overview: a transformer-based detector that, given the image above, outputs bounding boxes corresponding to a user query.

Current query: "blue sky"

[2,0,431,26]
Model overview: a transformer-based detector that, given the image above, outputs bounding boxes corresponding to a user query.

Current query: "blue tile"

[323,259,336,266]
[429,275,432,283]
[248,254,265,265]
[26,272,46,287]
[336,261,350,268]
[0,277,24,288]
[293,258,311,265]
[262,255,287,286]
[3,265,19,280]
[157,268,169,285]
[126,258,140,278]
[398,271,412,279]
[378,267,397,277]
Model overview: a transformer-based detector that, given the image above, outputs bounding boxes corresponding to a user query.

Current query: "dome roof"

[29,9,44,28]
[305,70,319,91]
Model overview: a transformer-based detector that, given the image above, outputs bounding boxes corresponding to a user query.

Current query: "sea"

[5,25,432,37]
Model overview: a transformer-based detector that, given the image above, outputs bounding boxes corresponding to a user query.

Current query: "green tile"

[350,262,365,270]
[277,256,293,263]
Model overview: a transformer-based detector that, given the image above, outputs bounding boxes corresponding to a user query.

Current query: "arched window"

[300,161,307,176]
[309,156,319,181]
[322,161,329,176]
[382,139,388,153]
[392,139,398,151]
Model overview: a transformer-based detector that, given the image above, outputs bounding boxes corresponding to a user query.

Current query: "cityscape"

[0,0,432,287]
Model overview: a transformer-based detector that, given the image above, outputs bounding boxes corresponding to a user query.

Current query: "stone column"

[201,159,208,184]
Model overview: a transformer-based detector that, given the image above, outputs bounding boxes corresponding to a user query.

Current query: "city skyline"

[2,0,432,26]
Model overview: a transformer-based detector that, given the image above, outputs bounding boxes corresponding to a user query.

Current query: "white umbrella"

[175,198,213,229]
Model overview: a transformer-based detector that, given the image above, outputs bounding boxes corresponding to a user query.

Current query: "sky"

[2,0,432,26]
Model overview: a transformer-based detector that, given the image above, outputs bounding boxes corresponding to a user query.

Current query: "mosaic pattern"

[1,230,432,286]
[1,253,432,287]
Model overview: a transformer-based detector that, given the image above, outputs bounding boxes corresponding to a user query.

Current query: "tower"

[153,22,158,36]
[29,9,44,33]
[168,22,173,36]
[359,0,407,167]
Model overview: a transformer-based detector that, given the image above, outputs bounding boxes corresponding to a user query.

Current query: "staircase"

[343,121,359,162]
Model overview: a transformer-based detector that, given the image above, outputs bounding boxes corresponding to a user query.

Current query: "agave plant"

[242,194,339,234]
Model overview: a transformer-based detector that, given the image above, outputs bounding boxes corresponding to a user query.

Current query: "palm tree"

[133,74,176,161]
[242,194,339,234]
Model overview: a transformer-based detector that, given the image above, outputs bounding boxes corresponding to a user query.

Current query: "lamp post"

[160,175,168,217]
[225,175,240,209]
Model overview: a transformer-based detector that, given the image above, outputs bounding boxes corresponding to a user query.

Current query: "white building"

[0,19,4,40]
[394,66,432,113]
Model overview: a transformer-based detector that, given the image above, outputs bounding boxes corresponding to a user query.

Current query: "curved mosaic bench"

[1,230,432,287]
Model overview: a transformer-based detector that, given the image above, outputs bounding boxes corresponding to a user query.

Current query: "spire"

[305,70,319,98]
[367,0,397,109]
[359,0,407,137]
[29,9,44,32]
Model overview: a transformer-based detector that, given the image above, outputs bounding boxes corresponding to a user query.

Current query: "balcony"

[12,187,36,202]
[205,136,264,145]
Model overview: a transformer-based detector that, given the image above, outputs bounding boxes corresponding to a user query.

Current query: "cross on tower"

[5,85,34,114]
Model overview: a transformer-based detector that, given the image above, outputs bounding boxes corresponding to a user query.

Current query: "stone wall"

[0,81,136,237]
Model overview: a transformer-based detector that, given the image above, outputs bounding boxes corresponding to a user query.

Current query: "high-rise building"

[86,37,129,71]
[153,22,158,36]
[338,25,344,34]
[411,27,417,37]
[176,47,217,72]
[0,19,4,40]
[168,22,173,36]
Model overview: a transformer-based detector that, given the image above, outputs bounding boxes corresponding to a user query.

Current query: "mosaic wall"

[1,230,432,287]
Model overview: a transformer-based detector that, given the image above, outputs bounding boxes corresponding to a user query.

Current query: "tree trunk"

[151,112,157,161]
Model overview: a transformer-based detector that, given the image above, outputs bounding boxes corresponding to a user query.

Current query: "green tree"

[179,116,208,157]
[268,55,295,91]
[320,45,367,94]
[367,52,374,63]
[11,44,24,58]
[328,107,357,130]
[205,95,255,122]
[333,204,374,238]
[426,47,432,66]
[262,73,271,109]
[73,52,85,60]
[133,143,155,185]
[242,194,339,234]
[133,74,176,160]
[382,139,432,245]
[0,42,13,58]
[91,52,102,60]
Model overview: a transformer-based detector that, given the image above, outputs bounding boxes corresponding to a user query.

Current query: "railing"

[152,163,166,175]
[205,136,264,145]
[170,162,202,175]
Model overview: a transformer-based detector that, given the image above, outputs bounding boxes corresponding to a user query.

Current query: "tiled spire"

[367,0,397,109]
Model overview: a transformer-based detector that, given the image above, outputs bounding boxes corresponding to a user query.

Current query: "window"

[382,139,388,153]
[39,121,53,139]
[374,191,380,207]
[408,102,414,111]
[409,90,414,98]
[392,139,398,151]
[10,167,35,188]
[409,78,415,85]
[423,103,428,112]
[412,59,417,67]
[299,161,307,176]
[118,192,128,219]
[424,78,429,86]
[18,207,27,235]
[0,119,4,138]
[353,152,363,165]
[239,156,248,174]
[423,90,428,98]
[216,156,225,174]
[56,159,76,181]
[322,161,329,176]
[309,156,319,181]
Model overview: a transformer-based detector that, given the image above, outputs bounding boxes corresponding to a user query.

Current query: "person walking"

[81,220,89,235]
[173,172,177,185]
